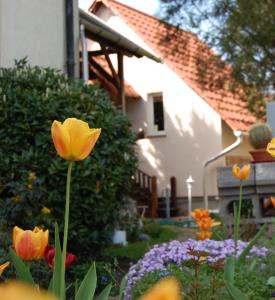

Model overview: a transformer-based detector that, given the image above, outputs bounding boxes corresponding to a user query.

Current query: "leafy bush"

[132,261,273,300]
[0,60,137,260]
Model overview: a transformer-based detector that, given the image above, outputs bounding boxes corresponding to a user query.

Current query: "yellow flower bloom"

[232,164,251,181]
[0,261,10,276]
[191,208,210,221]
[27,183,33,189]
[197,230,212,240]
[41,206,51,215]
[0,281,58,300]
[28,172,37,181]
[13,194,21,203]
[267,138,275,157]
[197,218,220,231]
[138,277,182,300]
[51,118,101,161]
[13,226,49,260]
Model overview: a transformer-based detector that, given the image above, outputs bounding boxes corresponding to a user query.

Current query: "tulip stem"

[234,183,243,257]
[61,160,73,299]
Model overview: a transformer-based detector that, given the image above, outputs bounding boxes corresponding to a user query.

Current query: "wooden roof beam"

[89,56,119,89]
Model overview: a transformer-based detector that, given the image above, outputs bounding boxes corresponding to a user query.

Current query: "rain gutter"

[80,24,89,84]
[65,0,75,78]
[79,9,162,63]
[203,130,245,209]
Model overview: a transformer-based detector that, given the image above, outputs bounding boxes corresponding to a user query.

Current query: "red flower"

[44,246,76,269]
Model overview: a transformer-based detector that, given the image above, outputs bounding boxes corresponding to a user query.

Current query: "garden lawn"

[104,224,179,261]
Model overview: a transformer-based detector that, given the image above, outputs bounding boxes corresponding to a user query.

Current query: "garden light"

[186,175,194,220]
[13,226,49,260]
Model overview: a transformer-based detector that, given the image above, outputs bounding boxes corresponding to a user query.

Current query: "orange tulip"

[191,208,210,221]
[0,281,58,300]
[0,261,9,276]
[13,226,49,260]
[267,138,275,157]
[232,164,251,181]
[51,118,101,161]
[139,277,182,300]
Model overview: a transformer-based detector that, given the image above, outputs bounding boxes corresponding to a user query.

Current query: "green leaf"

[50,223,64,299]
[9,248,35,285]
[96,284,112,300]
[118,276,126,300]
[75,262,97,300]
[237,224,267,267]
[224,257,235,285]
[225,282,248,300]
[267,276,275,287]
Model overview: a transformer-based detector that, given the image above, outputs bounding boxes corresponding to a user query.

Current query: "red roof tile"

[90,0,256,131]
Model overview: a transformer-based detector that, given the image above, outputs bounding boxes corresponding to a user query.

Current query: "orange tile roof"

[90,0,256,131]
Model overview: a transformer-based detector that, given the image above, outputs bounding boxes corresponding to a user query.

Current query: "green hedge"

[0,60,137,259]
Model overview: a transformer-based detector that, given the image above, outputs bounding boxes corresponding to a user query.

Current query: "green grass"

[104,225,178,261]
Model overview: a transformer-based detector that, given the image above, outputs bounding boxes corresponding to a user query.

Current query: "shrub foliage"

[0,60,137,259]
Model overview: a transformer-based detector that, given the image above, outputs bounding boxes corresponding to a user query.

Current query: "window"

[148,93,165,135]
[153,94,164,131]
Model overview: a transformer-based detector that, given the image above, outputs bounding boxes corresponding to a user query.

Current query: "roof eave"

[79,8,162,63]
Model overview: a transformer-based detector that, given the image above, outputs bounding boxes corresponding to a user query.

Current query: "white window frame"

[147,92,166,137]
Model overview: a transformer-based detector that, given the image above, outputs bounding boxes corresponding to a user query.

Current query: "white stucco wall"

[0,0,79,75]
[95,7,225,197]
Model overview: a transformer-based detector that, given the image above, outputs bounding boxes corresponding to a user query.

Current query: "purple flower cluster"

[124,239,268,300]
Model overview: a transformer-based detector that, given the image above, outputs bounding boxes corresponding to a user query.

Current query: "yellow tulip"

[51,118,101,161]
[139,277,182,300]
[232,164,251,181]
[0,281,58,300]
[0,261,10,276]
[13,226,49,260]
[267,138,275,157]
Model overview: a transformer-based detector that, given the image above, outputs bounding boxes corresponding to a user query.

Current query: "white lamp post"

[186,176,194,221]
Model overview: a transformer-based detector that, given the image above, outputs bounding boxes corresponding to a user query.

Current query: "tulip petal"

[77,128,101,160]
[51,121,71,160]
[13,226,49,260]
[63,118,101,160]
[0,281,58,300]
[0,261,10,276]
[232,164,240,179]
[267,138,275,157]
[139,277,181,300]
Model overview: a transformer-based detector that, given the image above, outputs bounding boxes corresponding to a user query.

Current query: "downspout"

[203,130,244,209]
[80,24,89,84]
[65,0,75,78]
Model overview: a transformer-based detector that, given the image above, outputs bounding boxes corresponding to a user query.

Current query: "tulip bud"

[13,226,49,260]
[0,281,58,300]
[51,118,101,161]
[232,164,251,181]
[139,277,181,300]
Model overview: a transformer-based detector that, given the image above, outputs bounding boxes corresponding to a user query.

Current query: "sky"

[78,0,159,16]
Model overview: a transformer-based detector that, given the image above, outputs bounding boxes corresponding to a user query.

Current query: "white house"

[88,0,256,210]
[0,0,256,213]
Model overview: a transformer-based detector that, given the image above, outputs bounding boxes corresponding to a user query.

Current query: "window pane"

[153,95,164,131]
